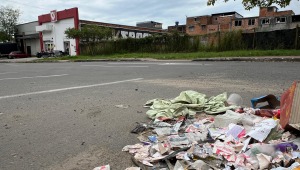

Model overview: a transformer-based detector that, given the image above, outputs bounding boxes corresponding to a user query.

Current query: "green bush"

[80,28,299,55]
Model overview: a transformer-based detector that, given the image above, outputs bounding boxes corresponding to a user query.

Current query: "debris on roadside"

[122,81,300,170]
[93,164,110,170]
[115,105,130,109]
[125,167,141,170]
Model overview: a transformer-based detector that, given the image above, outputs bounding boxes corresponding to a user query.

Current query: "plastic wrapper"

[93,164,110,170]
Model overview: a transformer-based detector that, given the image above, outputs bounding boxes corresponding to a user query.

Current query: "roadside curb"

[192,57,300,62]
[1,56,300,63]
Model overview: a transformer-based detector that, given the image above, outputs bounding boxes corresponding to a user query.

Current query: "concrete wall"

[207,25,219,34]
[186,16,212,35]
[259,7,294,17]
[167,25,186,33]
[232,18,259,32]
[17,21,39,35]
[136,21,162,29]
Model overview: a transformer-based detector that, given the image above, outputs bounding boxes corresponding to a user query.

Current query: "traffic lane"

[0,63,150,97]
[0,62,211,97]
[0,80,150,170]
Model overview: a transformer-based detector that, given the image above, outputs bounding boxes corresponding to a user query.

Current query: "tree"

[207,0,293,10]
[65,25,112,42]
[65,24,113,55]
[0,6,20,42]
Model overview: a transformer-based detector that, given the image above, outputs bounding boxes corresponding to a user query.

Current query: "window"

[194,17,199,21]
[267,7,274,12]
[261,18,270,24]
[235,20,242,26]
[201,25,206,30]
[188,26,195,32]
[248,19,255,25]
[276,17,286,23]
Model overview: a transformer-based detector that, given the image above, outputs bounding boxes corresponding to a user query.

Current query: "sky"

[2,0,300,29]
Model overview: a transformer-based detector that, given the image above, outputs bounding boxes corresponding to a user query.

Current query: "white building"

[16,7,165,56]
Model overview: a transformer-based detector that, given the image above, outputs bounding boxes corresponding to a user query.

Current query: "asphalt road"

[0,61,299,170]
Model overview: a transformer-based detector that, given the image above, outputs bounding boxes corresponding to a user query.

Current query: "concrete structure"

[168,25,186,33]
[16,8,166,56]
[15,21,40,55]
[168,21,186,33]
[257,6,296,32]
[80,20,164,40]
[186,12,244,35]
[184,6,300,36]
[136,21,162,29]
[36,8,79,56]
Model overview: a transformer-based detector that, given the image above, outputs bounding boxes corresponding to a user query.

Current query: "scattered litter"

[121,86,300,170]
[131,123,147,134]
[145,91,236,119]
[213,110,243,128]
[125,167,140,170]
[246,118,277,142]
[280,81,300,131]
[227,93,243,106]
[148,136,158,143]
[93,164,110,170]
[257,153,272,169]
[251,94,280,109]
[115,104,129,109]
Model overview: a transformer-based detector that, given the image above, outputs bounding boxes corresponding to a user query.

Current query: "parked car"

[8,51,30,59]
[36,51,53,58]
[36,50,68,58]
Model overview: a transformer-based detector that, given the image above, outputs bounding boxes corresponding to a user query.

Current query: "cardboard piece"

[280,81,300,130]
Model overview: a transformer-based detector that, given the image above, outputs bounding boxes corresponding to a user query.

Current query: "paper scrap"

[226,123,245,139]
[246,119,277,142]
[256,153,272,170]
[241,137,251,153]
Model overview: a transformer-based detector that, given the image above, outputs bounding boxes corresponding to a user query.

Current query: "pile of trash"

[121,81,300,170]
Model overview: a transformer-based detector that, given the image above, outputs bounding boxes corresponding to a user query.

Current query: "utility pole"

[296,24,299,50]
[253,28,256,49]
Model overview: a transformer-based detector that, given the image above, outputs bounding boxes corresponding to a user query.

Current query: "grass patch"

[41,50,300,61]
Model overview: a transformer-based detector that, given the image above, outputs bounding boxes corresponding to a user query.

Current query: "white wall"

[42,18,76,56]
[17,21,39,35]
[24,39,40,55]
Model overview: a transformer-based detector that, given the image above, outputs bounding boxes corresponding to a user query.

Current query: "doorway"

[64,41,70,55]
[26,46,31,56]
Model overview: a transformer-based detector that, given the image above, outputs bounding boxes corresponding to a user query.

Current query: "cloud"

[2,0,300,28]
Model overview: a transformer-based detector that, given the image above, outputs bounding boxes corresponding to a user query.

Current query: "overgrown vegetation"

[65,24,299,56]
[41,50,300,61]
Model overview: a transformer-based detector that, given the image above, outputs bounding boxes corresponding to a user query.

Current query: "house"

[168,21,186,34]
[184,6,299,35]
